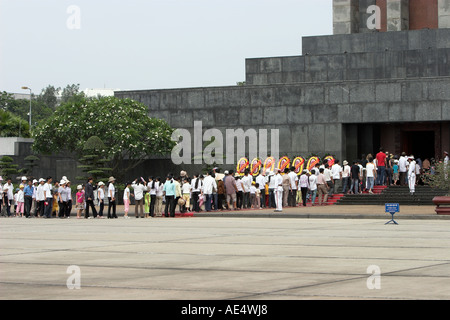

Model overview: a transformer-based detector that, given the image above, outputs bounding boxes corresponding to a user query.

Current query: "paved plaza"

[0,213,449,300]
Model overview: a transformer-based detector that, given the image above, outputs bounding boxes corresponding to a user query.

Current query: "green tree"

[36,85,60,110]
[32,96,176,181]
[1,91,53,125]
[0,156,19,179]
[76,136,112,183]
[424,161,450,195]
[0,109,31,138]
[61,84,85,104]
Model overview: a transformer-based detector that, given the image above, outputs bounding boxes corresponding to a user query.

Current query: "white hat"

[60,179,66,185]
[224,170,229,175]
[98,181,105,186]
[77,185,82,190]
[39,178,45,183]
[343,160,348,165]
[21,176,27,181]
[108,176,116,182]
[268,171,274,176]
[32,179,38,184]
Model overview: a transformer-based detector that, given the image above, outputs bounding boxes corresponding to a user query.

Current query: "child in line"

[255,183,262,210]
[76,185,84,219]
[123,182,131,219]
[16,185,25,217]
[250,181,257,208]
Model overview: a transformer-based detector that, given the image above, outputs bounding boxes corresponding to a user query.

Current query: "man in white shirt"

[43,177,53,218]
[4,178,14,217]
[107,176,118,219]
[398,152,408,186]
[274,169,283,212]
[255,171,267,208]
[408,156,416,195]
[308,172,318,206]
[241,170,252,209]
[324,164,334,197]
[331,160,343,194]
[342,160,351,194]
[202,172,217,212]
[288,167,298,207]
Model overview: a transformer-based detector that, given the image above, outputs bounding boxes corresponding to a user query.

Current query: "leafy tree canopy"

[32,96,176,180]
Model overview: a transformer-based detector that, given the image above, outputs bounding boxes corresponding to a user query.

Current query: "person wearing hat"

[75,185,84,219]
[107,177,117,219]
[57,180,67,218]
[398,152,408,186]
[35,179,46,217]
[30,179,39,217]
[15,184,25,217]
[408,156,416,195]
[274,168,283,212]
[97,181,105,218]
[341,160,351,194]
[266,171,276,208]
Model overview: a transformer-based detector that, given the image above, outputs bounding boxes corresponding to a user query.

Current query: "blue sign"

[385,203,399,213]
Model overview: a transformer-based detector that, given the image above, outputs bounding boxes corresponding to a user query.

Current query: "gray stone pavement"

[1,215,449,300]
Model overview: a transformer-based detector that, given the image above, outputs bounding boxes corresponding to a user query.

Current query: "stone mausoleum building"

[116,0,450,170]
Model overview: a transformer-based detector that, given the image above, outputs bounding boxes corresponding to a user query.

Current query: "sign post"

[385,203,399,225]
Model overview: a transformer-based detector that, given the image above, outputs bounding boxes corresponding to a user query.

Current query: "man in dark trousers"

[85,177,98,219]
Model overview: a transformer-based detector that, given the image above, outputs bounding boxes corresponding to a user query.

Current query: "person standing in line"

[235,175,244,209]
[4,178,14,217]
[35,178,45,217]
[324,164,334,197]
[24,179,34,218]
[97,181,105,218]
[350,160,360,194]
[224,170,238,210]
[282,168,291,207]
[31,179,39,217]
[191,174,202,213]
[393,160,399,185]
[65,180,73,218]
[43,177,53,218]
[267,171,276,208]
[148,177,157,217]
[155,177,164,217]
[144,188,151,217]
[132,178,147,218]
[163,175,176,217]
[57,180,67,219]
[341,160,351,194]
[16,184,25,217]
[256,171,267,208]
[84,177,98,219]
[255,183,261,209]
[366,157,377,194]
[317,168,329,206]
[123,181,131,219]
[288,167,298,207]
[274,168,283,212]
[331,160,343,194]
[375,148,387,186]
[75,185,84,219]
[408,156,417,195]
[181,178,191,212]
[0,176,3,216]
[308,170,318,206]
[241,170,252,209]
[202,172,217,212]
[249,181,257,208]
[398,152,408,186]
[298,170,309,207]
[107,176,117,219]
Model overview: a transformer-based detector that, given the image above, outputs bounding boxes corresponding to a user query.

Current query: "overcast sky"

[0,0,332,95]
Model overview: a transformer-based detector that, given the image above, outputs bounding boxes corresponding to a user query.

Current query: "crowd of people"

[0,150,448,218]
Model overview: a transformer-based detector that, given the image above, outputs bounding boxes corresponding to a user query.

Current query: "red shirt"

[376,152,387,167]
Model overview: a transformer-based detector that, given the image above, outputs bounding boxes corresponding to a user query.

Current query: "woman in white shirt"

[342,160,351,194]
[97,182,105,218]
[123,182,131,219]
[308,172,318,206]
[155,177,164,217]
[107,177,117,219]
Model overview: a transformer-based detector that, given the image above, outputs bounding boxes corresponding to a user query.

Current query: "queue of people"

[1,150,447,218]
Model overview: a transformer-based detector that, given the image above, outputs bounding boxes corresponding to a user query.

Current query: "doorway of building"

[402,131,435,160]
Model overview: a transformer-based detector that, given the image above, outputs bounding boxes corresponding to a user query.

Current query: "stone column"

[438,0,450,28]
[386,0,410,31]
[333,0,360,34]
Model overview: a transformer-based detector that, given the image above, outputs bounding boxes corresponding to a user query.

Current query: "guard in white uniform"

[274,169,283,212]
[407,156,416,195]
